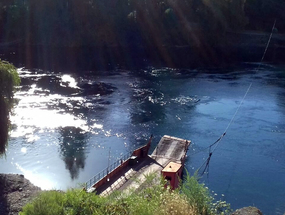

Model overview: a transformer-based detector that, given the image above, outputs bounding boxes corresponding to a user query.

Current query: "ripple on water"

[2,66,285,214]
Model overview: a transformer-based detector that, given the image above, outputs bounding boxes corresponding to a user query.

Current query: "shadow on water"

[1,46,151,72]
[0,97,9,156]
[0,45,259,73]
[59,126,89,180]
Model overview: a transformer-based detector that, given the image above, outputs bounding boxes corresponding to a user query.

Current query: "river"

[0,63,285,214]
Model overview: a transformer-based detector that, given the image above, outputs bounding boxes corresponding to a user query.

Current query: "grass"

[20,171,232,215]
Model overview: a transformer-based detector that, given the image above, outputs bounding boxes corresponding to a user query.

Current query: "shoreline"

[0,173,264,215]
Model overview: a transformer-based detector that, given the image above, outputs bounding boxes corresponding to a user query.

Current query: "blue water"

[1,64,285,214]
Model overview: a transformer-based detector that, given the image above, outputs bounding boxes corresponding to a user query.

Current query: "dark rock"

[19,77,33,86]
[36,75,61,89]
[35,75,80,95]
[0,174,41,215]
[232,206,263,215]
[79,82,117,96]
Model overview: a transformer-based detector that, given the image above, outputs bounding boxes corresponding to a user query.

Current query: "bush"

[0,59,20,155]
[181,172,213,214]
[20,189,108,215]
[0,59,20,102]
[21,172,232,215]
[181,171,232,215]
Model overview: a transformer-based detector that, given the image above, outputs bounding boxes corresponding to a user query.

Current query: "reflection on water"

[0,65,285,214]
[59,127,88,180]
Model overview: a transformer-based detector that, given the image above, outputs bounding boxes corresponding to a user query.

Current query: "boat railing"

[85,151,132,190]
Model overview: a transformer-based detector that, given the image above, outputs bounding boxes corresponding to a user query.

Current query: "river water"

[0,63,285,214]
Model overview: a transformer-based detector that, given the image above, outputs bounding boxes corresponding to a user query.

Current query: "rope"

[211,82,252,153]
[260,19,276,64]
[197,19,277,176]
[196,82,251,174]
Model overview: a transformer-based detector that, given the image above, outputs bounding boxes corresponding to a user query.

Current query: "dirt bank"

[0,174,41,215]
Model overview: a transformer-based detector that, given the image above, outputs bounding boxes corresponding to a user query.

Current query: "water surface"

[1,64,285,214]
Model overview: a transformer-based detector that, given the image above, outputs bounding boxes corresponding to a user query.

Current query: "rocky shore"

[0,174,41,215]
[0,173,264,215]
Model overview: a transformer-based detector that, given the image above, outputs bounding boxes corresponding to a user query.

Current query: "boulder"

[232,206,263,215]
[0,174,41,215]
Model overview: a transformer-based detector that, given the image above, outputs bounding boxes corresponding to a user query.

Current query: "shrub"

[157,191,199,215]
[0,59,20,155]
[0,59,20,102]
[181,171,232,215]
[181,172,213,214]
[21,172,232,215]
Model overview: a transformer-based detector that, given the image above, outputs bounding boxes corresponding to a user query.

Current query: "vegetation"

[0,59,20,155]
[0,60,20,102]
[0,0,284,48]
[20,173,231,215]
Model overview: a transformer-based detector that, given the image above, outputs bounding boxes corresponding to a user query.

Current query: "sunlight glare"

[61,74,79,88]
[15,163,56,190]
[11,108,86,129]
[21,147,27,154]
[91,123,103,129]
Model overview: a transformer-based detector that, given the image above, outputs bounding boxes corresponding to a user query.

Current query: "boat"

[85,135,191,195]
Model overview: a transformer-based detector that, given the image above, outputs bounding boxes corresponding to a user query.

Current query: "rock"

[0,174,41,215]
[232,206,263,215]
[35,75,80,95]
[78,81,116,96]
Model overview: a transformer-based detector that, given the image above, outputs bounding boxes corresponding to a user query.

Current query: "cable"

[211,82,252,154]
[196,19,277,176]
[210,19,277,154]
[260,19,276,64]
[196,82,250,175]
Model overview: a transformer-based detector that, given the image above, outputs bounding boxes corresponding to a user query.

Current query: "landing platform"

[88,135,190,195]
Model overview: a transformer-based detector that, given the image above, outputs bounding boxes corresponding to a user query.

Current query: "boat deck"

[151,135,189,162]
[91,135,190,196]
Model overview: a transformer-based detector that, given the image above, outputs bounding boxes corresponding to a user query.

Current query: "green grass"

[20,172,232,215]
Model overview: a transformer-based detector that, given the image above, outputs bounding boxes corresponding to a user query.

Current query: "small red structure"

[161,161,183,190]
